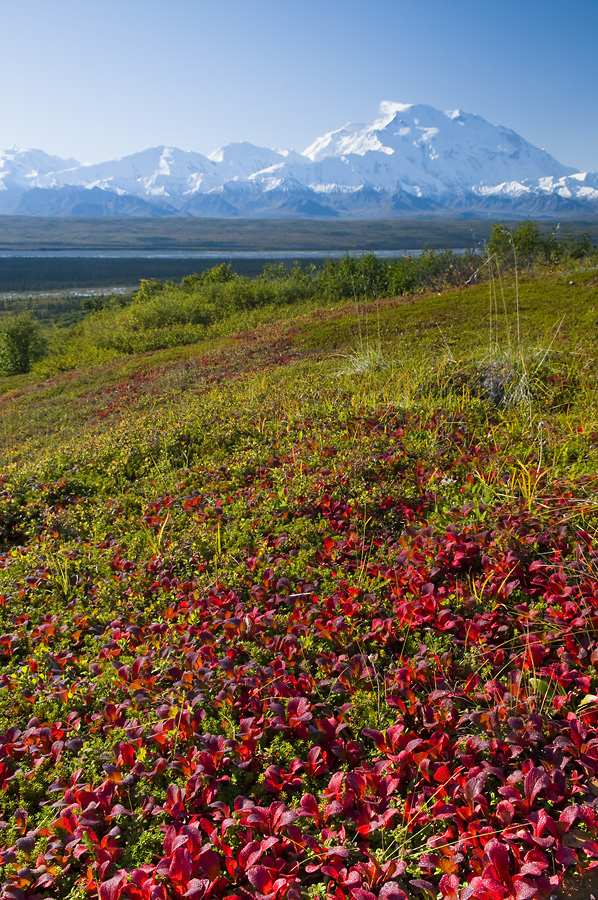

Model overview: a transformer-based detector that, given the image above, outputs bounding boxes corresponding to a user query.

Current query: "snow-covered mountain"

[1,103,597,218]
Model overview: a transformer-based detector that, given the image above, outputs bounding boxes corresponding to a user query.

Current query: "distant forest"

[0,256,311,293]
[0,215,499,251]
[2,214,597,253]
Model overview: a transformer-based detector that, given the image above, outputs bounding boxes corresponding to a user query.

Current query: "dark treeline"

[1,214,597,252]
[0,215,501,252]
[0,256,322,293]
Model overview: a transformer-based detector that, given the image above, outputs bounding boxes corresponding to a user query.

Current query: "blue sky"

[2,0,597,170]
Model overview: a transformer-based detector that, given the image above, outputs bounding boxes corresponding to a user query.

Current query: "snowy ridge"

[0,102,596,218]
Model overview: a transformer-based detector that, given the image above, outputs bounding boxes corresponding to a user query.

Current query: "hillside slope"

[0,266,597,899]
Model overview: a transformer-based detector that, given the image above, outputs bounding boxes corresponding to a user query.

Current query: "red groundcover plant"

[1,393,598,900]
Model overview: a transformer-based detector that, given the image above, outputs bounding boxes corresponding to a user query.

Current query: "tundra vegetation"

[0,221,596,900]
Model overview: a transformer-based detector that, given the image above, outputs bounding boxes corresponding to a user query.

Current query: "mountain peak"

[0,103,594,218]
[208,141,283,163]
[379,100,414,116]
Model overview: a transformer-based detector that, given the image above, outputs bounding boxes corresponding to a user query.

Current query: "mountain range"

[1,101,597,219]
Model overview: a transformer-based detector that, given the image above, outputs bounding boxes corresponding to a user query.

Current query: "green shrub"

[0,313,47,374]
[486,219,594,270]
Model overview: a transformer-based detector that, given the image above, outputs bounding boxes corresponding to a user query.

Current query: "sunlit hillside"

[0,229,597,900]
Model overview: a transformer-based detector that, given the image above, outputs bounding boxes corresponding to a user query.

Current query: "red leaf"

[464,772,487,807]
[52,815,74,835]
[559,805,579,827]
[99,872,126,900]
[346,772,367,797]
[480,872,508,895]
[184,878,210,899]
[198,849,221,880]
[247,865,273,894]
[484,840,511,884]
[379,884,409,900]
[496,800,515,826]
[169,847,193,885]
[167,784,183,807]
[181,824,203,858]
[270,801,299,830]
[513,881,537,900]
[239,841,263,870]
[524,768,548,809]
[119,743,135,766]
[164,831,189,855]
[261,836,279,852]
[408,881,436,900]
[324,772,345,799]
[287,697,312,723]
[556,843,578,867]
[434,765,453,784]
[362,728,385,751]
[300,793,320,818]
[110,804,133,817]
[286,824,303,843]
[32,873,55,891]
[350,890,376,900]
[439,875,459,900]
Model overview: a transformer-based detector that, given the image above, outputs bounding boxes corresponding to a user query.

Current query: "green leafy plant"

[0,312,47,374]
